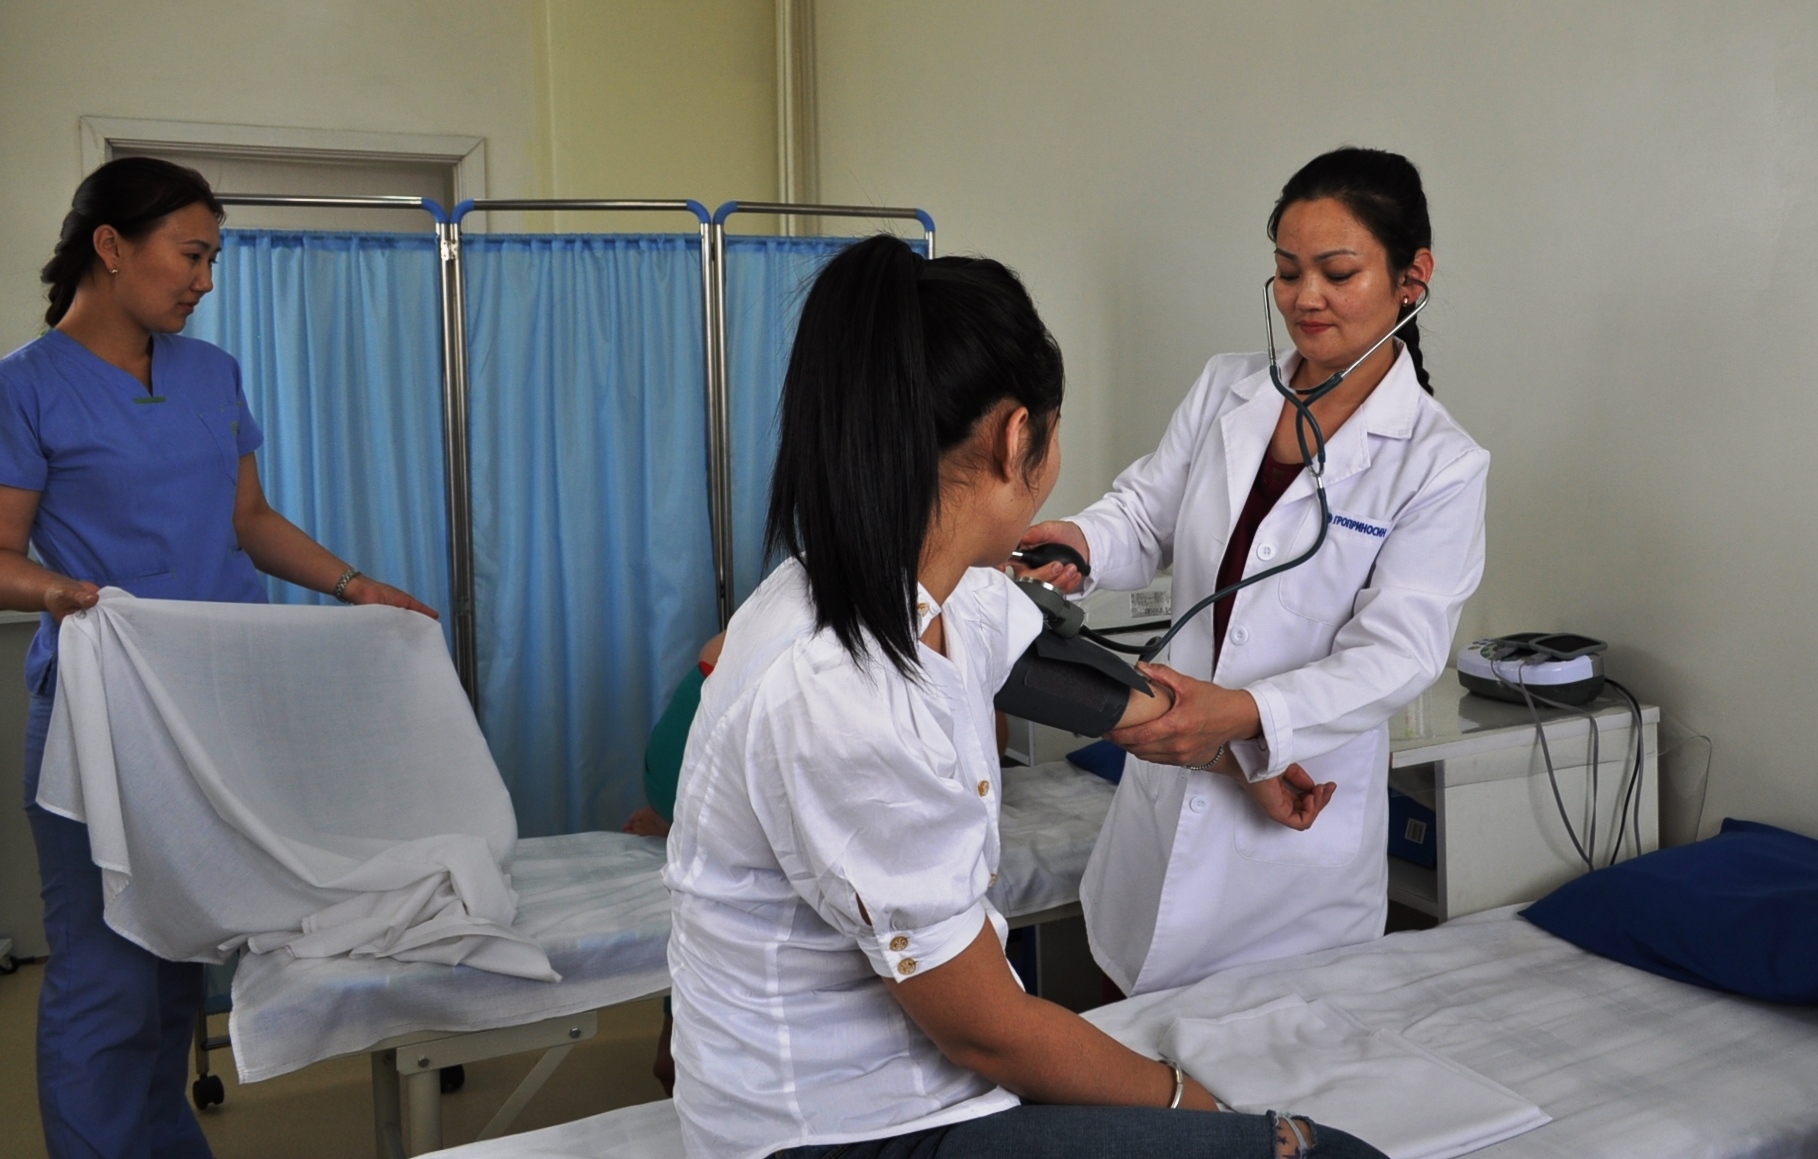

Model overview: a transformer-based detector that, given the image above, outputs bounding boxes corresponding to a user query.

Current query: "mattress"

[229,831,671,1082]
[229,762,1114,1082]
[990,759,1117,920]
[1087,906,1818,1158]
[423,907,1818,1159]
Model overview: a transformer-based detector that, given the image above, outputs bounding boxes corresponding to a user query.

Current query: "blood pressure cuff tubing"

[994,628,1153,737]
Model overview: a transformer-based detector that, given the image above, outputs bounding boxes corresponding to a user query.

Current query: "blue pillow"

[1521,818,1818,1004]
[1066,739,1128,785]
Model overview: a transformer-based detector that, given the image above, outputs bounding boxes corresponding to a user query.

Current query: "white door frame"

[79,116,486,204]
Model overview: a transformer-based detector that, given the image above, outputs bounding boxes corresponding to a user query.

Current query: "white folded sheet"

[1161,996,1548,1159]
[36,590,554,982]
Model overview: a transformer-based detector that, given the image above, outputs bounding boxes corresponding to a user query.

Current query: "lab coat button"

[978,780,990,797]
[890,935,909,952]
[897,958,918,976]
[1230,626,1250,646]
[1256,543,1276,561]
[1188,796,1209,814]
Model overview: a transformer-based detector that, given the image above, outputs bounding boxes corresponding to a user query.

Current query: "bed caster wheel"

[440,1065,465,1094]
[0,954,16,975]
[192,1073,225,1109]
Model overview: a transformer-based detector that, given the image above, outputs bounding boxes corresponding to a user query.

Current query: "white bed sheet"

[1089,906,1818,1159]
[424,907,1818,1159]
[230,832,669,1082]
[990,759,1116,919]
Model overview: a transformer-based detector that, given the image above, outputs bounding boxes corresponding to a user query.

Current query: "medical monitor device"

[1457,633,1608,707]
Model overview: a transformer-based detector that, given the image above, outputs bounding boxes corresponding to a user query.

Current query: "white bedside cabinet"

[1386,674,1659,922]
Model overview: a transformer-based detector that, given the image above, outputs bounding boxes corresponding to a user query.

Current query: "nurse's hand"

[1013,521,1089,593]
[45,579,100,623]
[342,576,441,620]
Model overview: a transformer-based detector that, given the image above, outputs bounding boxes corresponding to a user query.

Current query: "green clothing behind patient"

[645,664,707,821]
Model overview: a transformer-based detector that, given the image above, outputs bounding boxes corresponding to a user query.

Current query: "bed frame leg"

[404,1067,443,1154]
[372,1050,405,1159]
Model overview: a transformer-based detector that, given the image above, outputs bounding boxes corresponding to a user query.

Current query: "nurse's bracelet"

[332,568,363,603]
[1186,742,1228,773]
[1163,1058,1186,1109]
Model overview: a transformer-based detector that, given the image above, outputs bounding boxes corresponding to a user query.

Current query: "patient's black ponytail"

[765,235,1064,675]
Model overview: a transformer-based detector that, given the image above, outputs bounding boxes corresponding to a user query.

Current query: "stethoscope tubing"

[1081,280,1431,663]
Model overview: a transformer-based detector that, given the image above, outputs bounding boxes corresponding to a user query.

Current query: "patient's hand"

[622,807,672,838]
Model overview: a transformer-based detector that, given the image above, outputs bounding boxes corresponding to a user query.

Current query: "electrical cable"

[1496,666,1649,872]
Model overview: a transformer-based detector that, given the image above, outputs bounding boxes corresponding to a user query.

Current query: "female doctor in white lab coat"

[1021,148,1489,996]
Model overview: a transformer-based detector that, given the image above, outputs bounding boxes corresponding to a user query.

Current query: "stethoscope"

[1013,275,1431,663]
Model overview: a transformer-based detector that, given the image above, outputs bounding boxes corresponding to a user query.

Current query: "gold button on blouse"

[897,958,918,976]
[890,935,909,952]
[977,780,990,797]
[989,873,998,886]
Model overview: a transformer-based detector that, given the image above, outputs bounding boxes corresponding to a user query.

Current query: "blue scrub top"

[0,329,268,695]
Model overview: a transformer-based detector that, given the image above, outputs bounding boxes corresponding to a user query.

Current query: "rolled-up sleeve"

[747,646,997,981]
[1237,444,1490,777]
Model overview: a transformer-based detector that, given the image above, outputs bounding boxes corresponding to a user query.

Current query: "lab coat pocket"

[197,405,246,483]
[1277,507,1390,626]
[1232,759,1366,868]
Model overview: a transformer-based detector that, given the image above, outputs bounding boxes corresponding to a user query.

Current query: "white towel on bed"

[1161,997,1548,1159]
[35,589,556,981]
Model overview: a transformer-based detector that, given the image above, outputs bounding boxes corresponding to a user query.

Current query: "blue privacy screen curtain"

[185,231,452,641]
[464,234,718,836]
[721,235,928,605]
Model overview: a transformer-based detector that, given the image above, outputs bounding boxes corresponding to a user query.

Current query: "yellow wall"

[536,0,777,231]
[0,0,548,353]
[0,1,781,350]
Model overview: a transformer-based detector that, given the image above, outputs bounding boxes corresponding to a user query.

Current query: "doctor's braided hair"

[1269,147,1435,395]
[766,234,1064,677]
[41,158,225,327]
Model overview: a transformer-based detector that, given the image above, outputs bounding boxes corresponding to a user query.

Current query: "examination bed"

[223,759,1116,1154]
[419,905,1818,1159]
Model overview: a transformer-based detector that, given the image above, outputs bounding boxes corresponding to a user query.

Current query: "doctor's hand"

[1104,663,1263,767]
[1012,521,1090,593]
[1240,765,1336,831]
[342,575,441,620]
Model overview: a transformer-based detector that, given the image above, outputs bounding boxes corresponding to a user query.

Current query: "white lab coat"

[1072,345,1488,995]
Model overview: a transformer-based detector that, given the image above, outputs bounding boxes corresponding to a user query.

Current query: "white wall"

[816,1,1818,838]
[0,0,550,355]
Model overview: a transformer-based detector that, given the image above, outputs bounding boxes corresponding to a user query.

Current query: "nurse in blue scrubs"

[0,158,436,1159]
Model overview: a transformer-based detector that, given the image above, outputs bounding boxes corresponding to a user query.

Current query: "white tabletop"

[1388,672,1658,768]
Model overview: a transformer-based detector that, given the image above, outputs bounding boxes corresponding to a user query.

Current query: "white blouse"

[664,559,1043,1159]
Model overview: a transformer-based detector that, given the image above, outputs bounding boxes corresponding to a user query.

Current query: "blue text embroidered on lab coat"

[1328,513,1389,538]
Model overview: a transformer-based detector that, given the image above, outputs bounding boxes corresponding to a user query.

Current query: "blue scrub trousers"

[25,687,214,1159]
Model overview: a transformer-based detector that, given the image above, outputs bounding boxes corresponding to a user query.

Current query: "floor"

[0,959,669,1159]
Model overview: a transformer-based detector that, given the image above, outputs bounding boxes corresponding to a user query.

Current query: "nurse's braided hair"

[1268,147,1435,395]
[41,158,225,327]
[766,234,1065,677]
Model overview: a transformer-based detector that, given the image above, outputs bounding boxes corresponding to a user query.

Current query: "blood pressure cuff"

[994,628,1153,738]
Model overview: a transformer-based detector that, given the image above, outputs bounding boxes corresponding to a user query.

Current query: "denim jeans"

[771,1104,1388,1159]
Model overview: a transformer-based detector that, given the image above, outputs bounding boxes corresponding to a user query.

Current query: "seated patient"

[663,236,1384,1159]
